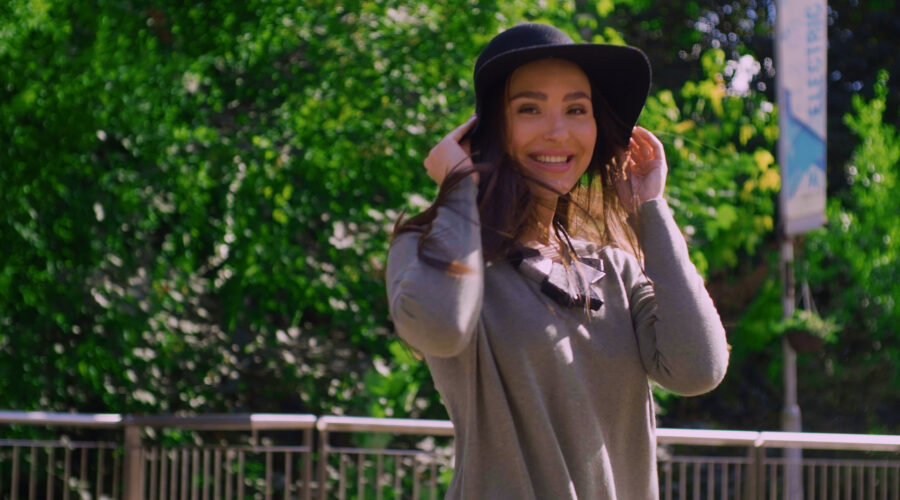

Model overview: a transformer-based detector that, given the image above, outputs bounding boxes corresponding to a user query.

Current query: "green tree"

[2,0,898,437]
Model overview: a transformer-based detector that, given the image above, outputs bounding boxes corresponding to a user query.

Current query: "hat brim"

[474,44,651,144]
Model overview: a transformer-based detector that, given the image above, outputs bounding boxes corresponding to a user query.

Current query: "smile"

[533,154,569,163]
[527,153,574,172]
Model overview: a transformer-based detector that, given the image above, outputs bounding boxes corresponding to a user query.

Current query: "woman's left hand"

[613,126,668,213]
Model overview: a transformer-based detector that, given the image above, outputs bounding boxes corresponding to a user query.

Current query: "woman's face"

[504,58,597,202]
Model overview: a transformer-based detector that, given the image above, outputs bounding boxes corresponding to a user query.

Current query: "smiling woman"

[505,59,597,209]
[387,23,729,499]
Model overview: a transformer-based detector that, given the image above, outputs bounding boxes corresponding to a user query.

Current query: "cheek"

[579,122,598,151]
[505,120,535,156]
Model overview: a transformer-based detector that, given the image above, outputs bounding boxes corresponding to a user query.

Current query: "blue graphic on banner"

[782,91,826,200]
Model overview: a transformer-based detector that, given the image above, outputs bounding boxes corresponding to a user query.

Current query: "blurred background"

[1,0,898,437]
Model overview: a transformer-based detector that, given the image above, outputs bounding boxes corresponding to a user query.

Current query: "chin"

[527,182,571,202]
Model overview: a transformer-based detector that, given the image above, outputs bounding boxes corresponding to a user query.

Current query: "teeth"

[533,155,568,164]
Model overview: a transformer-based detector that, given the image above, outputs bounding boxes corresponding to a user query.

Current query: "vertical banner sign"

[777,0,827,235]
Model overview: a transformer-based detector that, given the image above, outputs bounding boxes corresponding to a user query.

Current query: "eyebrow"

[509,90,591,102]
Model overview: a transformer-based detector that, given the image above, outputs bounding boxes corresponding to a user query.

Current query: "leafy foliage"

[798,71,900,432]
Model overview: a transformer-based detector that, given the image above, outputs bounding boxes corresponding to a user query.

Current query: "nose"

[542,112,569,142]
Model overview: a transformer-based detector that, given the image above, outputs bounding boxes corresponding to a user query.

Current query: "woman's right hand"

[424,115,477,185]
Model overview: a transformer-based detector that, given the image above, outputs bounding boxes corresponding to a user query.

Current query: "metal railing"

[0,411,316,500]
[3,411,900,499]
[317,418,900,500]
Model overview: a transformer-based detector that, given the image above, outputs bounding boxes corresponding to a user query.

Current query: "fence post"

[123,421,144,499]
[744,445,760,500]
[317,427,329,500]
[303,427,313,500]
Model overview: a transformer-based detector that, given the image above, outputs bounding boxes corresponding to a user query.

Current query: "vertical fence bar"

[844,465,851,499]
[46,446,54,500]
[213,449,222,500]
[858,465,864,498]
[79,447,87,494]
[171,449,180,500]
[192,449,200,500]
[44,448,53,500]
[721,462,729,500]
[317,430,329,500]
[833,463,839,500]
[806,461,813,500]
[237,450,245,500]
[357,453,365,500]
[112,447,121,500]
[181,449,189,500]
[284,451,292,500]
[303,427,313,500]
[412,457,420,500]
[868,465,875,499]
[96,447,104,500]
[693,461,700,500]
[430,460,438,500]
[224,450,232,500]
[202,449,210,500]
[63,447,71,500]
[894,465,899,500]
[160,446,168,500]
[28,446,36,500]
[663,461,672,500]
[265,451,272,500]
[11,446,19,500]
[338,454,346,500]
[375,454,383,500]
[819,464,826,500]
[393,456,401,496]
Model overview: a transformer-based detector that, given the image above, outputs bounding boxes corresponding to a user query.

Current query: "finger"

[447,114,478,142]
[632,131,654,159]
[459,137,472,155]
[634,126,664,158]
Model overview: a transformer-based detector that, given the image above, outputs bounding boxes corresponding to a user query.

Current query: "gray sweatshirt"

[387,177,729,499]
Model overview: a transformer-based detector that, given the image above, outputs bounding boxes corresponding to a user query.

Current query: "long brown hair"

[392,69,642,275]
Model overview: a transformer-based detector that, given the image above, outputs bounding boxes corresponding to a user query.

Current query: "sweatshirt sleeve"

[386,177,484,358]
[627,198,730,396]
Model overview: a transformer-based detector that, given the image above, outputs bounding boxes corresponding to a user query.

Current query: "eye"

[516,104,540,114]
[567,105,589,115]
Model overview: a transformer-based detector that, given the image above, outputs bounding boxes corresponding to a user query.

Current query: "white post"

[780,237,803,498]
[123,423,144,499]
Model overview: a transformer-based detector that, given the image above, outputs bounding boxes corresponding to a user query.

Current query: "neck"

[518,197,558,245]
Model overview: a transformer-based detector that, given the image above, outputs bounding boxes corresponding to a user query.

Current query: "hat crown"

[474,24,574,78]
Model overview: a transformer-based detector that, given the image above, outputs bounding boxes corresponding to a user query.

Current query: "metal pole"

[781,237,803,499]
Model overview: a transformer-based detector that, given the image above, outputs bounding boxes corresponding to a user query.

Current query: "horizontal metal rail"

[0,411,316,431]
[319,416,900,451]
[6,411,896,451]
[317,416,454,436]
[0,411,123,428]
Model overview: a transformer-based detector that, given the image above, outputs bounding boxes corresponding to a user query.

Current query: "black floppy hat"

[473,23,652,144]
